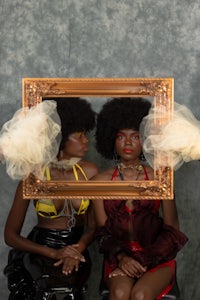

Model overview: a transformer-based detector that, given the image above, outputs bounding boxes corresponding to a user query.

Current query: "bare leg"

[130,266,172,300]
[107,274,136,300]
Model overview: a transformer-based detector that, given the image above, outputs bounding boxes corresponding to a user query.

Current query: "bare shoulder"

[79,160,99,179]
[92,168,115,181]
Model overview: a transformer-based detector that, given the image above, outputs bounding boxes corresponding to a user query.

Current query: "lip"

[123,148,133,154]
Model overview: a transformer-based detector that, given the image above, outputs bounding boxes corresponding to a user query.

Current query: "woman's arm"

[75,203,97,253]
[4,182,58,259]
[55,203,97,273]
[161,198,179,230]
[92,199,107,227]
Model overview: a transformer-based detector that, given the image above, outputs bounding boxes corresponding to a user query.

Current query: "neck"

[119,159,142,168]
[117,161,143,181]
[50,157,81,170]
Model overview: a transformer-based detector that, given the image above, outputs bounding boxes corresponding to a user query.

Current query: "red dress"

[99,166,188,300]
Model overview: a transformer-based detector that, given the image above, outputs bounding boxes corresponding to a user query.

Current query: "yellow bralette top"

[35,163,90,218]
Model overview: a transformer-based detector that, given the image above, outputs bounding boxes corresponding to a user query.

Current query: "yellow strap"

[40,166,51,181]
[72,164,89,214]
[37,164,89,217]
[44,164,88,181]
[77,198,90,215]
[45,166,51,180]
[72,165,79,181]
[72,164,88,181]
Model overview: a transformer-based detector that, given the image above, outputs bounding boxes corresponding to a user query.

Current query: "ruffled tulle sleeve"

[0,100,61,180]
[140,102,200,170]
[132,224,188,269]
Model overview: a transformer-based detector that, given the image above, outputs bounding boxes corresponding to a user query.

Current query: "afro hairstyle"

[44,98,95,152]
[95,97,151,159]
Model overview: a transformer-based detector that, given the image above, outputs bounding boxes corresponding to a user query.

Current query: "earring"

[139,151,146,162]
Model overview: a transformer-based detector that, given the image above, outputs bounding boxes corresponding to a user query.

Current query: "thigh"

[4,250,36,299]
[107,275,135,300]
[131,266,172,300]
[25,253,91,289]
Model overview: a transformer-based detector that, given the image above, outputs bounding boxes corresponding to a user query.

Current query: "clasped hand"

[53,244,85,275]
[109,255,147,279]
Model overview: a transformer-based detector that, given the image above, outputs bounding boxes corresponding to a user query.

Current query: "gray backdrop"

[1,1,200,299]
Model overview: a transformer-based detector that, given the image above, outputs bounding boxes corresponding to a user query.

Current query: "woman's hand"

[54,244,85,266]
[109,267,126,278]
[61,256,81,275]
[118,255,147,278]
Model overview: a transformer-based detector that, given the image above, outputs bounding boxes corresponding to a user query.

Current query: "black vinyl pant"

[4,226,92,300]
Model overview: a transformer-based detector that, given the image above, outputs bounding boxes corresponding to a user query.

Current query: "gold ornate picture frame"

[22,78,174,200]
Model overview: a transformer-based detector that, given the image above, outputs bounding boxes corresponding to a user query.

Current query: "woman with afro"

[4,98,98,299]
[92,97,188,300]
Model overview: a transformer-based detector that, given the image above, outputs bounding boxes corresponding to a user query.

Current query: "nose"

[125,136,132,144]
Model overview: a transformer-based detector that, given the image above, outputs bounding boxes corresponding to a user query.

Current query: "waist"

[124,240,144,252]
[28,226,84,248]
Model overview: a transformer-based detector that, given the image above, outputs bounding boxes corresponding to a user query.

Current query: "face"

[61,131,89,159]
[115,128,142,163]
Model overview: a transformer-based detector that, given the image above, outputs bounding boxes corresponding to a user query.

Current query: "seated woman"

[3,98,99,300]
[92,97,188,300]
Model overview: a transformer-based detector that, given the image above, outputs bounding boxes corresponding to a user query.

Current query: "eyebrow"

[117,130,139,134]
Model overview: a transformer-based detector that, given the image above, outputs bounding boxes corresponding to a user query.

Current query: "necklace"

[50,157,81,170]
[117,162,143,181]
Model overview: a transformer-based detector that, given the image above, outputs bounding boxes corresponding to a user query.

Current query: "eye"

[116,134,124,140]
[131,134,140,141]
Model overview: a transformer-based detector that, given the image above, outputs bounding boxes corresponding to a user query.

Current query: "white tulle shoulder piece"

[0,100,61,180]
[140,102,200,170]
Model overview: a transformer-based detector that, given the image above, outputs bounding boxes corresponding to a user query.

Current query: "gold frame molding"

[22,78,174,200]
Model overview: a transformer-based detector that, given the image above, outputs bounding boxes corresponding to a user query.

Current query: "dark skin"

[92,128,179,300]
[4,131,98,276]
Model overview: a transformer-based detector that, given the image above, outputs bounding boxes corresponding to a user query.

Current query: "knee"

[131,287,153,300]
[109,286,130,300]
